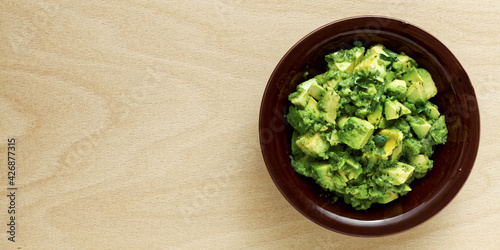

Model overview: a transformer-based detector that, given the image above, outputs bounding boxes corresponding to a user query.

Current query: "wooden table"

[1,1,499,249]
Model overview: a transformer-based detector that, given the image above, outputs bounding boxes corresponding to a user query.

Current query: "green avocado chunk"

[385,162,415,185]
[325,46,365,73]
[385,79,407,101]
[296,132,330,158]
[409,154,433,178]
[312,162,346,190]
[304,97,321,121]
[354,44,389,82]
[367,105,383,126]
[407,115,432,139]
[402,67,424,85]
[384,99,411,120]
[338,117,374,149]
[425,102,441,119]
[287,106,312,134]
[392,54,417,72]
[307,80,325,100]
[417,68,438,100]
[318,88,340,124]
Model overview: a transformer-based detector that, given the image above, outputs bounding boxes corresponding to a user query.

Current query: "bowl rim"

[259,15,480,237]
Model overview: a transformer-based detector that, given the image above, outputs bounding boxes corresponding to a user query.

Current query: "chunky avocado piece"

[425,102,441,120]
[417,68,438,100]
[312,162,346,191]
[307,81,325,100]
[403,67,434,103]
[296,132,330,158]
[337,157,363,182]
[337,170,349,182]
[378,128,404,157]
[338,117,375,149]
[325,46,365,73]
[311,163,334,190]
[385,79,407,101]
[287,106,312,134]
[376,191,399,204]
[334,62,354,73]
[352,47,366,68]
[338,168,363,182]
[337,116,350,129]
[327,129,341,146]
[318,88,340,124]
[324,78,340,89]
[384,99,412,120]
[392,54,417,72]
[378,117,388,128]
[402,67,424,86]
[385,162,415,185]
[377,184,412,203]
[304,97,321,121]
[289,78,322,107]
[391,144,403,162]
[430,129,448,144]
[407,116,432,139]
[409,154,433,178]
[365,84,377,96]
[429,115,448,144]
[385,71,395,83]
[406,81,427,103]
[353,44,388,82]
[297,78,315,91]
[345,157,362,177]
[288,88,310,108]
[384,101,399,120]
[367,105,383,126]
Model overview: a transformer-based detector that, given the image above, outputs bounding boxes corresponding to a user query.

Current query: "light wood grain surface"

[1,0,499,249]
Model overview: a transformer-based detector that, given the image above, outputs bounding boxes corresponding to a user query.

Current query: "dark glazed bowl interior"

[259,16,480,237]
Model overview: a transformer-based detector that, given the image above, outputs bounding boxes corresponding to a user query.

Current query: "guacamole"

[287,42,448,210]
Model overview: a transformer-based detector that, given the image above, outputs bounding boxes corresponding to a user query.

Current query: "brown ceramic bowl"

[259,16,480,237]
